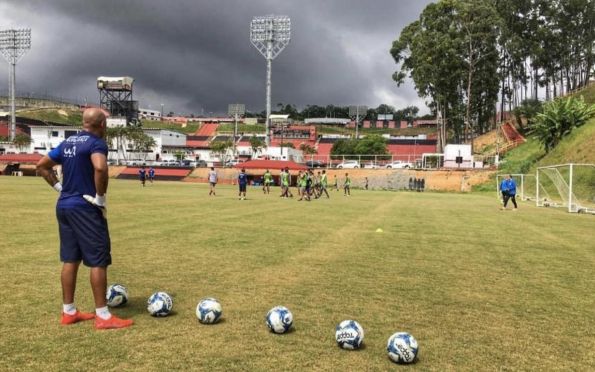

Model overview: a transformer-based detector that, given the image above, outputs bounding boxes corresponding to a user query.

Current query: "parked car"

[363,162,380,169]
[336,160,360,169]
[224,159,242,167]
[385,161,413,169]
[305,160,326,168]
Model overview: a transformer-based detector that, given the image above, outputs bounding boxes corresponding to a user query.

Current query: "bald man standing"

[37,108,133,329]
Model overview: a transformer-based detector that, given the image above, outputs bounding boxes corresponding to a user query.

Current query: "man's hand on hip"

[83,194,107,218]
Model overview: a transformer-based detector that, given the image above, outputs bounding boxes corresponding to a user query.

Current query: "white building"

[26,125,186,162]
[139,108,162,121]
[443,144,483,168]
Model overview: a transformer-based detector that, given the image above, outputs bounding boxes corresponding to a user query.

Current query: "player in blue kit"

[148,166,155,184]
[36,108,133,330]
[238,168,248,200]
[139,166,147,187]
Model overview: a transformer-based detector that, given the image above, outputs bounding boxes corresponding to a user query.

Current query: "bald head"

[82,108,107,138]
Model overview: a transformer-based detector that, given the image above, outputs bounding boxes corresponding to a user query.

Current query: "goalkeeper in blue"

[499,175,518,210]
[36,108,133,329]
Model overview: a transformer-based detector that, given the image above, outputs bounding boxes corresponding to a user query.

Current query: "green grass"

[140,120,200,134]
[17,108,83,126]
[1,178,594,370]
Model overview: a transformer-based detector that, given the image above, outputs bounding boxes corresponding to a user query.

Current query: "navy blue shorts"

[239,184,247,192]
[56,207,111,267]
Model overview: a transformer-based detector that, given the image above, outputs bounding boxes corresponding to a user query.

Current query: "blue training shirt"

[499,179,508,193]
[238,172,248,186]
[48,131,108,209]
[505,179,517,195]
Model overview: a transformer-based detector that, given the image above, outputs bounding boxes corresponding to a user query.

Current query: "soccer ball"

[196,298,222,324]
[266,306,293,334]
[387,332,419,364]
[147,291,173,317]
[335,320,364,349]
[106,284,128,307]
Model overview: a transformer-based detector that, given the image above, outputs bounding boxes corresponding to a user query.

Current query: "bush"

[531,96,595,152]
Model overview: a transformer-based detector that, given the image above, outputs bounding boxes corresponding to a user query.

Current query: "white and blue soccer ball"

[196,298,222,324]
[147,291,173,317]
[266,306,293,334]
[106,284,128,307]
[335,320,364,349]
[387,332,419,364]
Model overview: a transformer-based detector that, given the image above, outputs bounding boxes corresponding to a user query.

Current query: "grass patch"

[0,178,594,370]
[17,108,83,126]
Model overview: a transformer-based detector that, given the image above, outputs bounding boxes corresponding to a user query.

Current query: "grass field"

[1,178,594,371]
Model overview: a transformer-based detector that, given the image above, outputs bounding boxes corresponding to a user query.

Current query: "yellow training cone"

[376,228,383,233]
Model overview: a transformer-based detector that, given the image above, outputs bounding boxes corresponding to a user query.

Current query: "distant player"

[139,166,146,187]
[238,168,248,200]
[364,177,369,190]
[263,169,273,194]
[285,168,293,198]
[208,167,218,196]
[148,166,155,184]
[344,173,351,196]
[333,174,339,191]
[320,169,330,198]
[500,174,518,210]
[297,171,309,201]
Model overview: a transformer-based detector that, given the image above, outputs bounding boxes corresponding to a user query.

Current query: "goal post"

[536,164,595,214]
[496,174,536,201]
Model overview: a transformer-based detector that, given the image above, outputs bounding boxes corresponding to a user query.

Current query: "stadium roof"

[304,118,351,125]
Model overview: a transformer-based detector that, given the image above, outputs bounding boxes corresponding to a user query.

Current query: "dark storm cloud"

[1,0,433,115]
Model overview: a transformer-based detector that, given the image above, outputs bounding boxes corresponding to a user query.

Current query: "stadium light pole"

[250,15,291,147]
[228,104,245,159]
[0,29,31,142]
[349,105,368,139]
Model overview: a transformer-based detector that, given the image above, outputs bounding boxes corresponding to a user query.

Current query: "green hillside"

[17,108,83,126]
[499,83,595,174]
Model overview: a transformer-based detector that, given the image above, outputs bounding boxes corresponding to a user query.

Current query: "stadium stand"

[186,135,211,148]
[501,122,525,144]
[195,123,218,137]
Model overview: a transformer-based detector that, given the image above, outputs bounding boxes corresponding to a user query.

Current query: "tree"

[249,135,266,159]
[106,126,129,163]
[210,140,233,163]
[13,133,32,151]
[391,0,501,150]
[354,135,388,155]
[126,127,156,160]
[331,139,357,156]
[299,143,317,155]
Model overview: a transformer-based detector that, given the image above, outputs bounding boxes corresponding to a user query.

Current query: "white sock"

[63,303,76,315]
[96,306,112,320]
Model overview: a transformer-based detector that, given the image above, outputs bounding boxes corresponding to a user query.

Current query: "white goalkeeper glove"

[83,194,107,218]
[53,182,63,192]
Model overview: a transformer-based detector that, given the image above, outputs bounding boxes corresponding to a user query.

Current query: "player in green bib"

[263,169,273,194]
[344,172,351,196]
[320,169,330,198]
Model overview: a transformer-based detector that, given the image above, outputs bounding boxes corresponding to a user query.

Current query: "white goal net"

[536,164,595,214]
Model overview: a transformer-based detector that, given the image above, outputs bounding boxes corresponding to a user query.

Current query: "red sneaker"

[60,310,95,325]
[95,315,134,330]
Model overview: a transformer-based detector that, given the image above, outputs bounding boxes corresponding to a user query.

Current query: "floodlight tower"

[250,15,291,147]
[349,105,368,139]
[228,103,245,158]
[0,29,31,141]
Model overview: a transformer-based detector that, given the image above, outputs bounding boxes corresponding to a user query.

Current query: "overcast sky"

[1,0,433,116]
